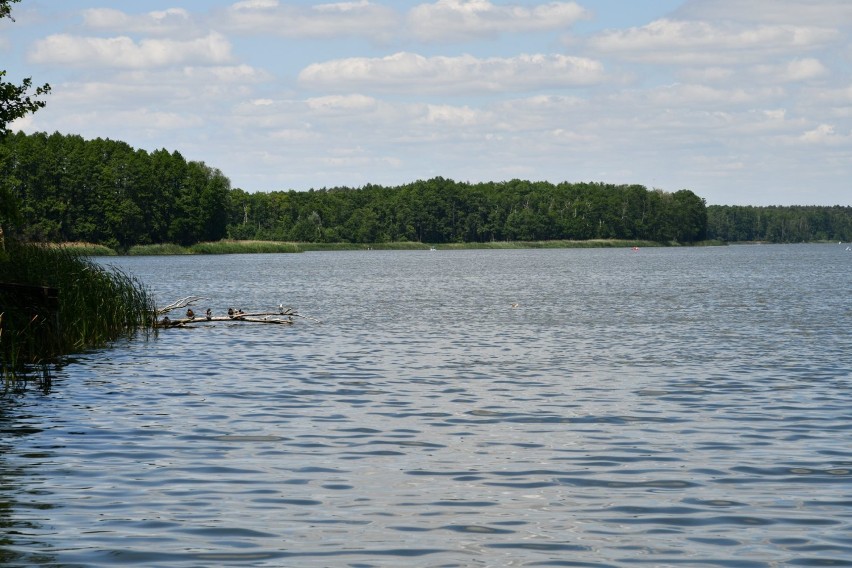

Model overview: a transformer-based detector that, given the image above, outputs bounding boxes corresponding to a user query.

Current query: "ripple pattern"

[1,245,850,567]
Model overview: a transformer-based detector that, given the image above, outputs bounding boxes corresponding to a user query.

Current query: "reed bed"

[48,242,118,256]
[127,243,192,256]
[191,240,300,254]
[1,242,156,389]
[438,239,663,250]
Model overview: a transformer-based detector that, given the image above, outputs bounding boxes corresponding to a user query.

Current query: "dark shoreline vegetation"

[4,132,851,251]
[55,238,722,257]
[0,241,156,388]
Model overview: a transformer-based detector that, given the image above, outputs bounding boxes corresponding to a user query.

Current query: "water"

[2,244,851,567]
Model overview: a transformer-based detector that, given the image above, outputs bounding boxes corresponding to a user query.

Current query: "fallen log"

[155,298,319,328]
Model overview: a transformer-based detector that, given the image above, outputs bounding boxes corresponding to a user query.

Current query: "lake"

[1,244,851,567]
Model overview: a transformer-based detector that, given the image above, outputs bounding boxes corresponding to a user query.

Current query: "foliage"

[1,131,232,249]
[3,131,711,247]
[1,241,156,387]
[0,71,51,136]
[707,205,852,243]
[1,1,51,136]
[227,178,709,245]
[1,0,51,245]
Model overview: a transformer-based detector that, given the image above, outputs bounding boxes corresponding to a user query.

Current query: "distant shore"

[48,239,732,256]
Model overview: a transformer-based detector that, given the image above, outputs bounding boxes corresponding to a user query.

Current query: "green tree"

[1,1,51,136]
[1,0,51,248]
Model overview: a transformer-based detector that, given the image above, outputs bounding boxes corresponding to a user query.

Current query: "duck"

[205,308,212,320]
[186,308,195,319]
[161,316,171,327]
[228,307,235,318]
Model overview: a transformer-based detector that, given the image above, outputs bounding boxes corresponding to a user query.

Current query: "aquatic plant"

[1,241,156,388]
[127,243,193,256]
[190,240,300,254]
[438,239,663,250]
[48,242,118,256]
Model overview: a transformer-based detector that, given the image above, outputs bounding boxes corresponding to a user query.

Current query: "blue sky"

[2,0,851,205]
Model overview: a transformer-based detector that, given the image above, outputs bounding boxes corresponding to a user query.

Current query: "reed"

[127,243,192,256]
[191,240,301,254]
[48,242,118,256]
[1,241,156,389]
[438,239,663,250]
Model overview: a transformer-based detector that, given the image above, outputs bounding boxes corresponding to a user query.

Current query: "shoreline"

[47,239,850,257]
[47,239,729,256]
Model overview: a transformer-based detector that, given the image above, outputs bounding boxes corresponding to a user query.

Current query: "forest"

[706,205,852,243]
[1,131,230,248]
[2,131,707,247]
[2,131,850,248]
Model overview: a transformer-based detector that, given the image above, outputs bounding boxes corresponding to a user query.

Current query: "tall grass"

[191,240,300,254]
[48,242,118,256]
[438,239,663,250]
[1,241,156,389]
[127,243,192,256]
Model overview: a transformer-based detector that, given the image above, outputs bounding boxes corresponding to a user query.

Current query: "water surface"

[2,245,851,566]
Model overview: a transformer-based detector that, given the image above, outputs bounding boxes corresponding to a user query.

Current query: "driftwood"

[155,296,319,328]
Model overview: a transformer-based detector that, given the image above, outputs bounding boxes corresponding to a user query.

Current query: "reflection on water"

[1,245,851,567]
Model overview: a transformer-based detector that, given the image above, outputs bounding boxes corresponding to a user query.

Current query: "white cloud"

[29,32,234,68]
[298,51,605,94]
[588,19,839,64]
[674,0,852,27]
[306,94,379,112]
[782,58,829,81]
[799,123,846,144]
[232,0,279,9]
[83,8,193,35]
[222,0,398,39]
[638,83,786,108]
[419,104,483,125]
[678,66,735,83]
[752,57,829,83]
[23,107,203,138]
[409,0,589,41]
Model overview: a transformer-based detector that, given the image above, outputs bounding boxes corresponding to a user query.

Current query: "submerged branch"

[154,303,320,328]
[156,296,207,315]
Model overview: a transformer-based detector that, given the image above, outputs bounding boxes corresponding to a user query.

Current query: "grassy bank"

[437,239,663,250]
[1,241,156,389]
[48,241,119,256]
[56,238,727,257]
[127,240,301,255]
[118,238,711,255]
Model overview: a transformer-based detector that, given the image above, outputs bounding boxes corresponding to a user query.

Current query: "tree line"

[707,205,852,243]
[2,131,230,248]
[7,130,849,248]
[227,179,708,244]
[2,132,711,247]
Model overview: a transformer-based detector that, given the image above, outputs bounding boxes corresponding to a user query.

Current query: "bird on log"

[154,296,320,328]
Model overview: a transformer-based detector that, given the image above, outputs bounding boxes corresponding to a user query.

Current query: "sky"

[2,0,851,206]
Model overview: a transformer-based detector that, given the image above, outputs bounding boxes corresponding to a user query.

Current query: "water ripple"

[1,246,850,567]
